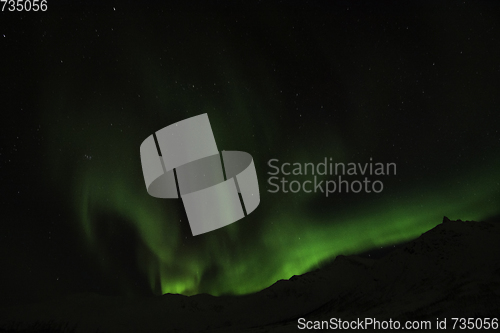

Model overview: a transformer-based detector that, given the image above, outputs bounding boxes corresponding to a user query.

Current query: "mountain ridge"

[1,217,499,332]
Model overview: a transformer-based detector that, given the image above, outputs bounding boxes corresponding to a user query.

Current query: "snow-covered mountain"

[1,217,499,332]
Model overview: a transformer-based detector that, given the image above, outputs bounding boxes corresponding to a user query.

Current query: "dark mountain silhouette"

[1,217,499,332]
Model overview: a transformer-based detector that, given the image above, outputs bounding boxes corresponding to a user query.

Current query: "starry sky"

[1,1,500,306]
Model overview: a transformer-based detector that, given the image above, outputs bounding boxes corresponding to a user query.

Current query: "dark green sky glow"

[2,1,500,302]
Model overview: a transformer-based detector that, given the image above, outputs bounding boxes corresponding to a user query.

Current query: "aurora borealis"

[2,1,500,306]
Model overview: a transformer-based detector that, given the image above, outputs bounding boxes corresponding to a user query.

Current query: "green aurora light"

[38,7,500,297]
[44,91,500,296]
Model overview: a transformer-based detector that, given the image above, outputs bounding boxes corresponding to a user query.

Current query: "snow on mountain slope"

[1,218,499,332]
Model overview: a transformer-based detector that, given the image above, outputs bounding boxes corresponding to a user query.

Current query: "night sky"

[2,1,500,307]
